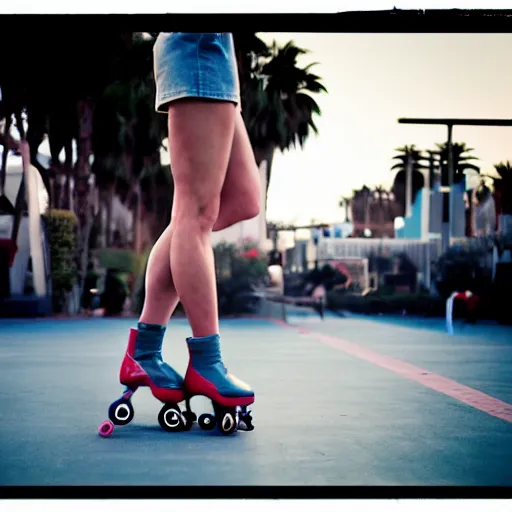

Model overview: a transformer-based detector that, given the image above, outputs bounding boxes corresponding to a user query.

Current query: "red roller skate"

[184,334,255,436]
[98,327,195,437]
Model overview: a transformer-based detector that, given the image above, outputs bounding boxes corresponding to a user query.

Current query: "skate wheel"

[182,410,196,431]
[198,413,216,431]
[98,420,114,437]
[108,398,134,426]
[158,403,185,432]
[219,411,237,436]
[239,412,255,432]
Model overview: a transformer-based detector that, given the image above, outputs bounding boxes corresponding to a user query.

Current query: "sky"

[2,18,511,230]
[259,32,512,226]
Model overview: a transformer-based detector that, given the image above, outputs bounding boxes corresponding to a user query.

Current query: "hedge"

[42,209,78,313]
[326,291,446,317]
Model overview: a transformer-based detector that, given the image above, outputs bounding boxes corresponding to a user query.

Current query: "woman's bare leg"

[167,99,235,337]
[138,110,260,327]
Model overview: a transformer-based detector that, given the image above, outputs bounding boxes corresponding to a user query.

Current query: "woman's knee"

[213,189,260,231]
[174,189,221,232]
[222,166,261,223]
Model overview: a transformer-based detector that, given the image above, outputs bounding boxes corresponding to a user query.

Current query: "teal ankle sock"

[138,322,166,333]
[135,323,166,359]
[133,323,184,388]
[187,334,220,344]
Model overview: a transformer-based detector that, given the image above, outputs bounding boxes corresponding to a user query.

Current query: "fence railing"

[316,238,443,276]
[285,235,501,291]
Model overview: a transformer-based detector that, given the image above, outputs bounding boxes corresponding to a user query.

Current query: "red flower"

[242,248,259,259]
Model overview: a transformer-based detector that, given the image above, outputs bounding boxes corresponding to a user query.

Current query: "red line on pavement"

[269,319,512,424]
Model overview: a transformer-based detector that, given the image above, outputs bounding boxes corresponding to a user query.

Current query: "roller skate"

[184,334,255,436]
[98,325,195,437]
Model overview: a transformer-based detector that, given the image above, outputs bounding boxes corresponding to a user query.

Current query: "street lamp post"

[444,122,454,252]
[405,153,413,219]
[398,117,512,252]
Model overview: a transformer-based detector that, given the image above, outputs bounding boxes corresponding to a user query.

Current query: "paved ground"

[0,311,511,487]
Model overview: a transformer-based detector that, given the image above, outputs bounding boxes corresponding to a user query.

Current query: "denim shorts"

[153,32,240,113]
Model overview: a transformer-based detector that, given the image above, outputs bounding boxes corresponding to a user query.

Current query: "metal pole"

[398,116,512,253]
[425,238,431,290]
[293,228,297,272]
[448,124,455,245]
[423,154,431,290]
[405,153,412,218]
[441,124,453,252]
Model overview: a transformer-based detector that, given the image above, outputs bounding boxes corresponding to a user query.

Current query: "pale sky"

[3,30,511,233]
[260,33,512,226]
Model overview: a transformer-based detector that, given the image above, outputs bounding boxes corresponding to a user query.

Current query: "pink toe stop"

[98,420,114,437]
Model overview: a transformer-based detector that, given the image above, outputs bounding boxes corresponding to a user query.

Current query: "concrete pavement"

[0,313,511,488]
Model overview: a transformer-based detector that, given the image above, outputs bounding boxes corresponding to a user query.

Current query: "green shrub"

[94,248,138,273]
[495,232,512,254]
[93,248,151,315]
[214,239,268,283]
[101,270,129,316]
[132,239,269,317]
[326,290,445,317]
[214,239,268,316]
[42,209,78,313]
[435,244,491,299]
[131,250,186,316]
[131,250,150,315]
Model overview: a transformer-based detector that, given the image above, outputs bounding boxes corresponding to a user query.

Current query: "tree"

[232,33,270,97]
[0,29,132,301]
[92,34,170,253]
[239,38,327,204]
[391,145,428,217]
[373,186,389,227]
[338,196,351,222]
[492,161,512,235]
[434,142,480,186]
[0,114,16,214]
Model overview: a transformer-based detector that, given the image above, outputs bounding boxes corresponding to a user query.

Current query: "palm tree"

[0,113,16,214]
[492,161,512,235]
[0,29,132,302]
[351,185,371,235]
[232,33,270,95]
[391,145,428,217]
[92,34,170,253]
[240,39,327,204]
[338,196,351,222]
[434,142,480,186]
[91,86,126,248]
[373,186,388,228]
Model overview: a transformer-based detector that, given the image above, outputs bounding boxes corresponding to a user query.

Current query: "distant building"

[349,186,400,238]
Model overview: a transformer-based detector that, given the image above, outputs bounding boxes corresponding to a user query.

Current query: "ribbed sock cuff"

[138,322,166,333]
[187,334,220,344]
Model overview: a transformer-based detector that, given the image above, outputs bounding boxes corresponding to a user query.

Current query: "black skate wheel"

[198,413,216,431]
[108,398,134,426]
[158,403,185,432]
[183,410,197,424]
[239,412,255,432]
[218,411,237,436]
[182,410,195,431]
